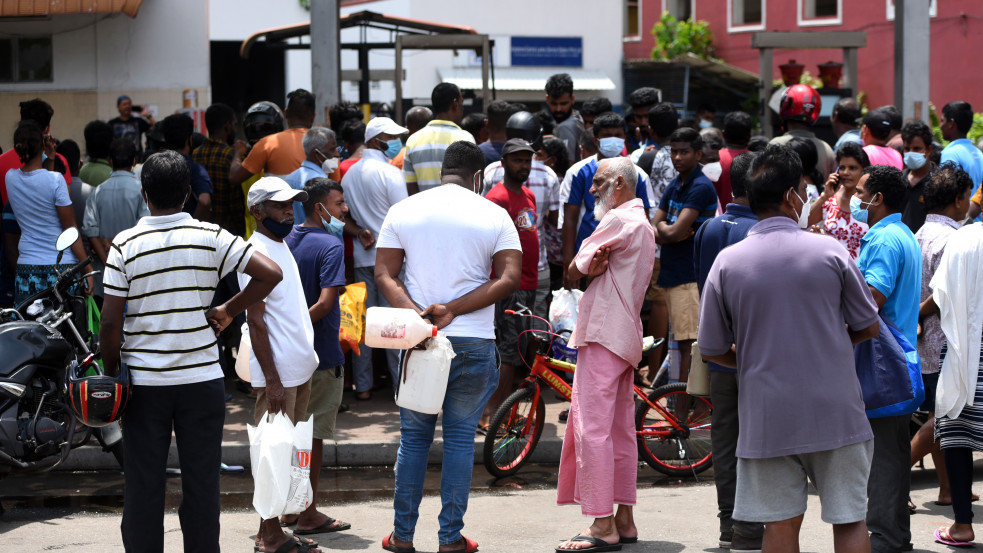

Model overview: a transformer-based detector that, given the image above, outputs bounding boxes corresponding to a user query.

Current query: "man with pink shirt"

[556,157,656,552]
[862,108,903,169]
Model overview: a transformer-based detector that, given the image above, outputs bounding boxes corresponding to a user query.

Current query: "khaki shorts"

[665,282,700,341]
[307,368,345,440]
[645,258,666,303]
[253,378,313,426]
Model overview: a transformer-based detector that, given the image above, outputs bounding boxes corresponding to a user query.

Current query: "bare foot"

[257,534,321,553]
[614,506,637,541]
[557,528,620,551]
[939,523,974,544]
[296,511,349,533]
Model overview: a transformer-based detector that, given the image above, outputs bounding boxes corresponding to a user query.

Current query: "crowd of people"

[5,73,983,553]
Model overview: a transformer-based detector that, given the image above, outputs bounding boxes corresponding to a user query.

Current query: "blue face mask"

[598,137,625,158]
[850,194,873,224]
[699,119,714,129]
[384,138,402,159]
[903,151,927,170]
[319,203,345,238]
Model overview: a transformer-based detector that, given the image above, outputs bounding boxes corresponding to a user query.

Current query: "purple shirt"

[698,216,878,458]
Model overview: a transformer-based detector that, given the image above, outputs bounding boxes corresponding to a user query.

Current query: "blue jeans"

[392,337,499,545]
[353,265,401,393]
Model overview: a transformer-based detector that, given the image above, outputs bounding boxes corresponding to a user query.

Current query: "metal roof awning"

[439,67,616,92]
[0,0,142,18]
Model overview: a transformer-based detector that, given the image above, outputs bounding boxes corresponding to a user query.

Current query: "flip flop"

[382,532,415,553]
[443,535,478,553]
[935,527,975,548]
[619,536,638,544]
[253,535,319,553]
[555,535,622,552]
[294,517,351,535]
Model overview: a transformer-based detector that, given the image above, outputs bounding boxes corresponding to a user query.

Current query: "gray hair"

[601,156,637,188]
[302,126,336,156]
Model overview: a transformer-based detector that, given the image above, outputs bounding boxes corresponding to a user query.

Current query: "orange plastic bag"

[339,282,366,355]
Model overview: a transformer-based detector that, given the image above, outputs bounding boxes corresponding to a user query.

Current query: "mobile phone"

[132,105,144,114]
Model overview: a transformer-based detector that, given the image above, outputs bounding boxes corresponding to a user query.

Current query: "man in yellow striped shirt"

[403,83,474,195]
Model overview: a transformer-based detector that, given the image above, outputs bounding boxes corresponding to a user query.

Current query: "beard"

[592,186,616,221]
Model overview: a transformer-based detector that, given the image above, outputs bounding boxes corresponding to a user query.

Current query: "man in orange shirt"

[231,90,316,186]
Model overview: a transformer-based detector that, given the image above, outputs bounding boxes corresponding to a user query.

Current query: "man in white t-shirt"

[341,116,409,400]
[375,141,522,553]
[239,176,322,553]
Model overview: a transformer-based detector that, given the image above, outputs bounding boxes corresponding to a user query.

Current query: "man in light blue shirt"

[82,138,150,264]
[832,97,864,151]
[283,127,338,220]
[941,101,983,220]
[855,165,922,553]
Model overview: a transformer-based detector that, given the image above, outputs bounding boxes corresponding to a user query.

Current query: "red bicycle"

[482,308,713,478]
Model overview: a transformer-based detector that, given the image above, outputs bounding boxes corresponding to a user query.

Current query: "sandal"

[935,527,975,548]
[443,535,478,553]
[382,531,415,553]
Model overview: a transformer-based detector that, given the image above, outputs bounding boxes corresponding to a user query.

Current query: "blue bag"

[854,315,924,418]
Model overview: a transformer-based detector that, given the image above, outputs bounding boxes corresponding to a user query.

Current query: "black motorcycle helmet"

[67,360,131,428]
[506,111,544,150]
[243,101,285,145]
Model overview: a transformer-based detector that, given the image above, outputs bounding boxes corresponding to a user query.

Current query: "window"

[887,0,937,20]
[0,36,53,83]
[798,0,841,26]
[625,0,641,41]
[665,0,693,20]
[729,0,765,32]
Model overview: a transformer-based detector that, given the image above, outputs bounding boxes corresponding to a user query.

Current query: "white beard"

[593,188,615,221]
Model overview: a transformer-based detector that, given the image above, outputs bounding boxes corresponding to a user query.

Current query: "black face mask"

[262,217,294,239]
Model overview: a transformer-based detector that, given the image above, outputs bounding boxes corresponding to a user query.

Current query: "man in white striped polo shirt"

[403,83,474,195]
[100,150,284,553]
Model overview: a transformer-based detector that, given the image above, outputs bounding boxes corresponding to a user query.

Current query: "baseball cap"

[501,138,535,157]
[862,108,892,131]
[246,176,307,207]
[364,116,408,142]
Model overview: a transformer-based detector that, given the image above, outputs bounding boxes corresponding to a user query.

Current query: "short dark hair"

[786,137,818,174]
[747,135,769,152]
[109,138,137,169]
[592,112,625,134]
[836,141,871,168]
[722,111,752,145]
[581,97,613,117]
[461,112,487,141]
[340,119,365,146]
[545,73,574,98]
[83,120,114,159]
[901,120,933,149]
[13,120,44,164]
[747,144,803,214]
[668,127,703,152]
[942,101,974,135]
[141,150,190,210]
[580,127,598,155]
[441,140,485,178]
[56,138,81,174]
[648,102,678,140]
[204,103,236,134]
[628,87,660,109]
[19,98,53,129]
[542,136,570,177]
[431,83,461,114]
[924,163,973,212]
[832,97,861,126]
[730,151,757,199]
[161,113,195,151]
[862,165,907,212]
[535,110,555,136]
[285,89,316,122]
[863,108,893,141]
[486,100,519,130]
[329,101,364,134]
[302,177,343,215]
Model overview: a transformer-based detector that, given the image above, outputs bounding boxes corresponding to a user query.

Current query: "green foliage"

[927,103,983,147]
[299,0,310,10]
[651,11,715,61]
[771,70,822,90]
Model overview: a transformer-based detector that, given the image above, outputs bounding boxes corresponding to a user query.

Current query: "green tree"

[651,11,715,61]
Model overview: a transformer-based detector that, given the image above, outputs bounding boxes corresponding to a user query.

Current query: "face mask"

[903,151,927,170]
[850,194,872,224]
[699,119,713,129]
[598,137,625,158]
[321,156,339,174]
[319,203,345,237]
[702,162,722,182]
[262,217,294,239]
[384,138,402,159]
[789,189,813,229]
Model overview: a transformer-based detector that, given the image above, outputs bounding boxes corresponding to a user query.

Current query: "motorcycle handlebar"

[55,255,94,290]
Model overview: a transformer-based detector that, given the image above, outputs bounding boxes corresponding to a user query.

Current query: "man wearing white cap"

[240,176,323,553]
[341,116,409,400]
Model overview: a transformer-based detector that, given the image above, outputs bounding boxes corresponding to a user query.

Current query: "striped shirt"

[103,212,254,386]
[403,120,474,192]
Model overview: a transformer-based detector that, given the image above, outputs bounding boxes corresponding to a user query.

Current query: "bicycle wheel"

[635,382,713,476]
[483,386,546,478]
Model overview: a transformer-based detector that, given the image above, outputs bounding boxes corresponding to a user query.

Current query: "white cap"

[246,176,307,207]
[364,116,408,143]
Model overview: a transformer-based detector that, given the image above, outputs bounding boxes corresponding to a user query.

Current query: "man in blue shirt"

[693,151,762,551]
[855,165,922,553]
[653,127,718,388]
[941,101,983,220]
[283,127,337,220]
[283,177,351,536]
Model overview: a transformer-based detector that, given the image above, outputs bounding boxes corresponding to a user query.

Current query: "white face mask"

[789,189,812,229]
[702,161,723,182]
[321,156,339,174]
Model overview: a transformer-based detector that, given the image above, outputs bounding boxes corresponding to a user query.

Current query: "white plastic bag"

[549,288,583,333]
[247,411,314,519]
[395,333,456,414]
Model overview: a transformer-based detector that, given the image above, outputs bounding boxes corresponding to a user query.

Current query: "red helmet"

[67,359,131,428]
[779,84,822,126]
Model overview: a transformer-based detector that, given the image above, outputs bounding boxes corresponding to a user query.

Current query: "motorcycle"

[0,227,123,479]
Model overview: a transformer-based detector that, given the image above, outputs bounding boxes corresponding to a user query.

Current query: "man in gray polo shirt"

[698,144,880,553]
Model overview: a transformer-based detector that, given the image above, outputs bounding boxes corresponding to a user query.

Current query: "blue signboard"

[511,37,583,67]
